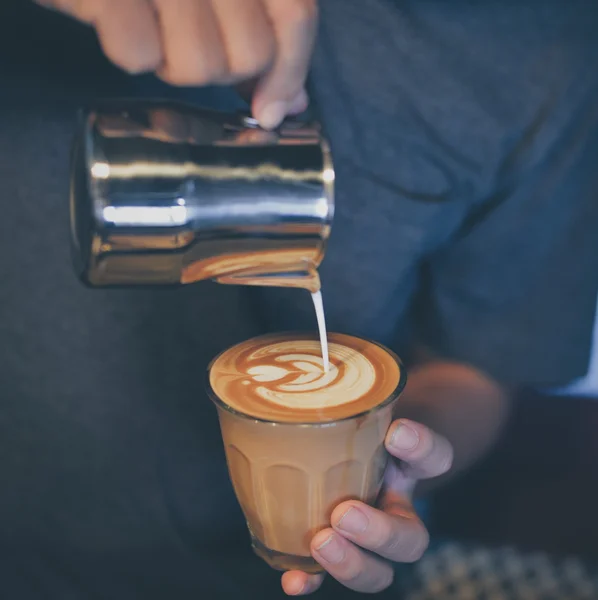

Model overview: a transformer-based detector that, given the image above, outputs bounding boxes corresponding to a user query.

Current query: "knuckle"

[374,569,395,592]
[343,565,367,586]
[404,526,430,563]
[162,61,227,86]
[117,53,159,75]
[228,62,261,81]
[362,564,395,594]
[426,437,453,477]
[336,553,366,584]
[162,71,192,86]
[440,442,455,474]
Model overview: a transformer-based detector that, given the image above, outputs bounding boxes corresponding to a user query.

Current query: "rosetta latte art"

[245,341,375,410]
[209,333,403,423]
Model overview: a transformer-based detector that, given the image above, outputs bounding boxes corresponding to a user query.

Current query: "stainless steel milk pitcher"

[69,100,334,291]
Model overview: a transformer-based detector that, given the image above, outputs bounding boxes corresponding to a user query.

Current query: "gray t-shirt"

[2,0,598,598]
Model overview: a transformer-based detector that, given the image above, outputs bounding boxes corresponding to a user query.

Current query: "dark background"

[433,390,598,559]
[3,0,598,563]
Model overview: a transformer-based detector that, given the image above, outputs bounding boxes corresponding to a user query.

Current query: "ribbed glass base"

[251,535,324,574]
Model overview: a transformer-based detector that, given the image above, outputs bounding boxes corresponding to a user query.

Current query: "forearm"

[397,359,511,492]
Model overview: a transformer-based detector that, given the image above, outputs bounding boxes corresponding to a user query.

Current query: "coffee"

[208,333,405,573]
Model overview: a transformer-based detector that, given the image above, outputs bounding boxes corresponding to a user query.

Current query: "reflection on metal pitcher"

[70,100,334,292]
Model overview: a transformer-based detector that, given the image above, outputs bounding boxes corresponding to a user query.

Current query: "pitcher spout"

[213,263,322,293]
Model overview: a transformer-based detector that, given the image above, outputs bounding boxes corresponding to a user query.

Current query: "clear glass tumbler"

[207,340,405,573]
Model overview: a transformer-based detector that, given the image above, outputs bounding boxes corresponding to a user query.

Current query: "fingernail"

[315,534,345,564]
[336,507,369,534]
[257,101,287,130]
[287,90,309,115]
[389,422,419,451]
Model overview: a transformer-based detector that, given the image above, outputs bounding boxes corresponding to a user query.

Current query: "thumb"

[252,89,309,131]
[238,84,308,121]
[252,1,317,129]
[385,420,454,481]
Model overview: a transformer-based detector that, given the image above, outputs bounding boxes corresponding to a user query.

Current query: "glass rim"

[205,331,407,428]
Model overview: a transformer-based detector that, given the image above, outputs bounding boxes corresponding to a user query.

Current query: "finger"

[211,0,276,81]
[281,571,324,596]
[153,0,228,86]
[40,0,163,74]
[331,501,429,564]
[385,419,454,479]
[311,529,394,594]
[253,0,318,129]
[287,89,310,115]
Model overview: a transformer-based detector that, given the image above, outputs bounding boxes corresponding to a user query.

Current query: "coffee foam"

[209,333,402,423]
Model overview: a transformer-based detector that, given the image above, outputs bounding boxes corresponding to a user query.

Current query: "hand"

[282,420,454,595]
[35,0,318,129]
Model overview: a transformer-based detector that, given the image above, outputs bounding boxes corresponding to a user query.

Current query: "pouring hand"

[34,0,317,129]
[282,420,453,595]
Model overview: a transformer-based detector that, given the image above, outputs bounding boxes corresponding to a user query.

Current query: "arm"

[399,358,511,493]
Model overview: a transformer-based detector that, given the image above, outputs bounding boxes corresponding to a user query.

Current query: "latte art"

[209,333,403,423]
[244,342,375,410]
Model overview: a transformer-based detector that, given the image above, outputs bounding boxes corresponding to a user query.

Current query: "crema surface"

[209,333,402,422]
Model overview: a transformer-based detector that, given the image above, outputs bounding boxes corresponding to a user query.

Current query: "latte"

[208,333,405,573]
[208,332,402,423]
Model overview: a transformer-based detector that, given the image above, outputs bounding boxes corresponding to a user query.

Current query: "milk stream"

[311,291,329,372]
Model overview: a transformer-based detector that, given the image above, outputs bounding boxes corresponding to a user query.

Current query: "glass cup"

[207,337,406,573]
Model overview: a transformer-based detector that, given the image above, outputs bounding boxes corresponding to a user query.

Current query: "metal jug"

[70,100,334,292]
